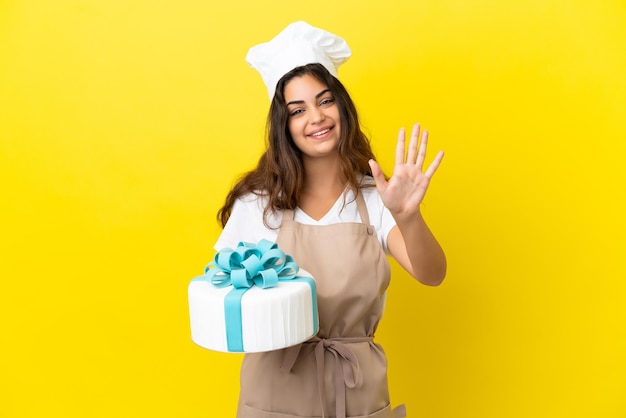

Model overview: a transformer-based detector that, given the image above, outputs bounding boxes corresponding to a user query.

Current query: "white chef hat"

[246,21,351,99]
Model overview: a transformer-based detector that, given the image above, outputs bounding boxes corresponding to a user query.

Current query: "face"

[283,74,341,160]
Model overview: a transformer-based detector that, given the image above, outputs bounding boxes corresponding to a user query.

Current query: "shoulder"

[359,188,388,222]
[214,192,281,250]
[357,176,397,252]
[233,192,269,214]
[358,176,385,209]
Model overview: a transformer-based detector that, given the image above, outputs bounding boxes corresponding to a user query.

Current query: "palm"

[369,124,444,218]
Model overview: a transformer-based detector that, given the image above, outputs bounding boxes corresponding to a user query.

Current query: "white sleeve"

[213,194,280,251]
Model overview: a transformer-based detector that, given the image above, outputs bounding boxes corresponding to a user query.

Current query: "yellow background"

[1,1,625,417]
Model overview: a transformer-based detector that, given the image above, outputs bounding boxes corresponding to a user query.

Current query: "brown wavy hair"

[217,63,377,228]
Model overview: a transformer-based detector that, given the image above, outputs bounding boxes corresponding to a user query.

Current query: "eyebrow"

[286,89,331,106]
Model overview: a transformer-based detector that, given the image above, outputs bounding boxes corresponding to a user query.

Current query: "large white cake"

[188,241,319,353]
[188,269,317,353]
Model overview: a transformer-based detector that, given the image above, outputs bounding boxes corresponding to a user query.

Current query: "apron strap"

[282,208,295,221]
[355,190,371,226]
[355,190,376,237]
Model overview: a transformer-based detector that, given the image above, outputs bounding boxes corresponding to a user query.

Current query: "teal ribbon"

[193,239,318,352]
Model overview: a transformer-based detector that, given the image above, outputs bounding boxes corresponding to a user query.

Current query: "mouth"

[308,127,333,138]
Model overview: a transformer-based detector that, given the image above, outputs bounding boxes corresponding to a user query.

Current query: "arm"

[369,123,446,286]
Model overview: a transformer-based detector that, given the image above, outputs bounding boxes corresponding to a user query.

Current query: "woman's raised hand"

[368,123,444,220]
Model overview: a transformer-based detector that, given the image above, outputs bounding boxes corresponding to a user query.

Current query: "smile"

[309,128,331,138]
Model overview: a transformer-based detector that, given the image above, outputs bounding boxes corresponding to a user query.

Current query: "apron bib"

[236,192,405,418]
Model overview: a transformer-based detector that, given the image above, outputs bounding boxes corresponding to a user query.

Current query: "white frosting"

[188,270,318,353]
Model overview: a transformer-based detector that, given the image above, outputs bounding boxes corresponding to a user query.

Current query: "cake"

[188,240,319,353]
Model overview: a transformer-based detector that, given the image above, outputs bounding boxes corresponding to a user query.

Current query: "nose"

[309,107,325,124]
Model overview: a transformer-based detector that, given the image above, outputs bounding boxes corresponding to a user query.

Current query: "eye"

[289,108,304,117]
[319,97,334,106]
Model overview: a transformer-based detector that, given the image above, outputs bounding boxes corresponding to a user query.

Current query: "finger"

[406,123,420,164]
[424,150,444,179]
[415,128,428,169]
[395,128,406,167]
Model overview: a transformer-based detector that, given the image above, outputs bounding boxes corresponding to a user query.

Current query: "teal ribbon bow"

[193,239,318,352]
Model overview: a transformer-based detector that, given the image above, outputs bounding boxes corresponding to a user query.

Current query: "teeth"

[311,129,330,137]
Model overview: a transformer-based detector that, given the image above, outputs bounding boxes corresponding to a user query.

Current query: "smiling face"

[284,74,342,160]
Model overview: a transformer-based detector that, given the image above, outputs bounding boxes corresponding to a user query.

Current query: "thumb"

[368,159,387,190]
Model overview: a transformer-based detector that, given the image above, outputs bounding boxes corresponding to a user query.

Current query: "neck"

[301,155,345,196]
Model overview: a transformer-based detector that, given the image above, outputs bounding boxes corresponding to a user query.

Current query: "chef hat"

[246,21,351,99]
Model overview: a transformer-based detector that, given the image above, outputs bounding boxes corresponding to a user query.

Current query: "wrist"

[392,207,425,227]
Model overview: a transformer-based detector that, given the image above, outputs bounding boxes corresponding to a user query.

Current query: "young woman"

[215,22,446,418]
